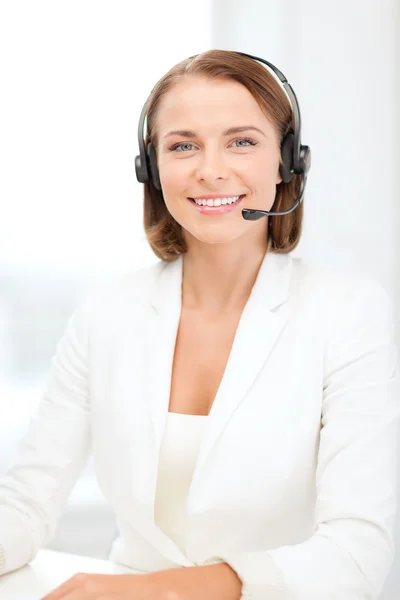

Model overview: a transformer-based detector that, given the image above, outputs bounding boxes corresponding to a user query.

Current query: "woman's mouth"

[187,194,246,215]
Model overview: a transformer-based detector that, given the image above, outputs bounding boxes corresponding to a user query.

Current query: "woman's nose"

[195,148,229,183]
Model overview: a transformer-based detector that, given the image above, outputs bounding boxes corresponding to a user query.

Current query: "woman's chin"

[184,227,246,246]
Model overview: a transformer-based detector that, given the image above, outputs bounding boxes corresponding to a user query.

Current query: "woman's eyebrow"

[161,125,267,141]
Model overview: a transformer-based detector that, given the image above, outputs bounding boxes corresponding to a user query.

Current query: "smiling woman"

[139,50,304,261]
[0,48,398,600]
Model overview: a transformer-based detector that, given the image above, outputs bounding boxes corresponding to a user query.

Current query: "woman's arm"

[206,278,400,600]
[0,294,93,576]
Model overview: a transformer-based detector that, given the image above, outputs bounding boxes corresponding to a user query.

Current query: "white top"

[154,411,208,553]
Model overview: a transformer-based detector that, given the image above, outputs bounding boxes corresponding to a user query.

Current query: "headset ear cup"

[279,132,294,183]
[300,144,312,175]
[147,142,162,190]
[135,153,149,184]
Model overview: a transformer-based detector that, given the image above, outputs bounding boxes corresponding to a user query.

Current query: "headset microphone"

[242,173,308,221]
[135,51,311,222]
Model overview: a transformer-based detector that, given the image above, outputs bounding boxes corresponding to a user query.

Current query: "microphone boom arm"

[241,174,307,221]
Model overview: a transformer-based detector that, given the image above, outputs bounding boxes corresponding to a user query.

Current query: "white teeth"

[193,195,241,207]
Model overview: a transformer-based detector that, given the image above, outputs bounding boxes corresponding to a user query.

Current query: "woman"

[0,49,399,600]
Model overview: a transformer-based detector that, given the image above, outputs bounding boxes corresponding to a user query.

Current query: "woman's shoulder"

[289,253,393,323]
[75,259,166,320]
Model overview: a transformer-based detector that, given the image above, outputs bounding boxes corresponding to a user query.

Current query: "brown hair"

[142,49,304,261]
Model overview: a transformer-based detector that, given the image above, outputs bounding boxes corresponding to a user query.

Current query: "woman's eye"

[169,137,257,152]
[231,138,257,147]
[170,143,195,152]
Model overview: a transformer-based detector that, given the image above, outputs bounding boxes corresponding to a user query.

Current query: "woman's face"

[155,75,283,247]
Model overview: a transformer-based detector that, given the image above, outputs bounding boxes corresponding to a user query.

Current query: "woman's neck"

[181,244,268,317]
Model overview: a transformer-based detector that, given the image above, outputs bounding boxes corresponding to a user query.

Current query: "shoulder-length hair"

[142,49,304,262]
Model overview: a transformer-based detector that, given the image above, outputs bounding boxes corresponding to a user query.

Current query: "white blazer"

[0,251,399,600]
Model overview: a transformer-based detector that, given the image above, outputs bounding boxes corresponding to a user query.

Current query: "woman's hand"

[40,562,242,600]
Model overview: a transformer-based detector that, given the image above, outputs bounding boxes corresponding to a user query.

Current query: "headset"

[135,51,311,221]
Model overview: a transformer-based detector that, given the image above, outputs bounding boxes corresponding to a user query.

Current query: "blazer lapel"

[132,256,194,564]
[146,256,184,495]
[141,250,293,562]
[147,250,293,480]
[191,250,293,481]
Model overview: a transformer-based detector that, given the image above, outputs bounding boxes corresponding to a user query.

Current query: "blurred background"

[0,1,399,598]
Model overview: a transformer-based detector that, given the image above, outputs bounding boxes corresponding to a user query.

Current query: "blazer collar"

[150,249,292,317]
[146,249,293,510]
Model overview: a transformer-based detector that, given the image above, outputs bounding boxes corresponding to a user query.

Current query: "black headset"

[135,51,311,221]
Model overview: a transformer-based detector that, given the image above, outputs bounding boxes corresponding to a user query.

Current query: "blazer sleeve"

[205,278,400,600]
[0,294,93,576]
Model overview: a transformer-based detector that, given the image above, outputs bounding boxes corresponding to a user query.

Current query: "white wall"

[211,1,400,598]
[0,0,212,277]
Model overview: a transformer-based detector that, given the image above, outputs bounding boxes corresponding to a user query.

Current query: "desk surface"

[0,548,144,598]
